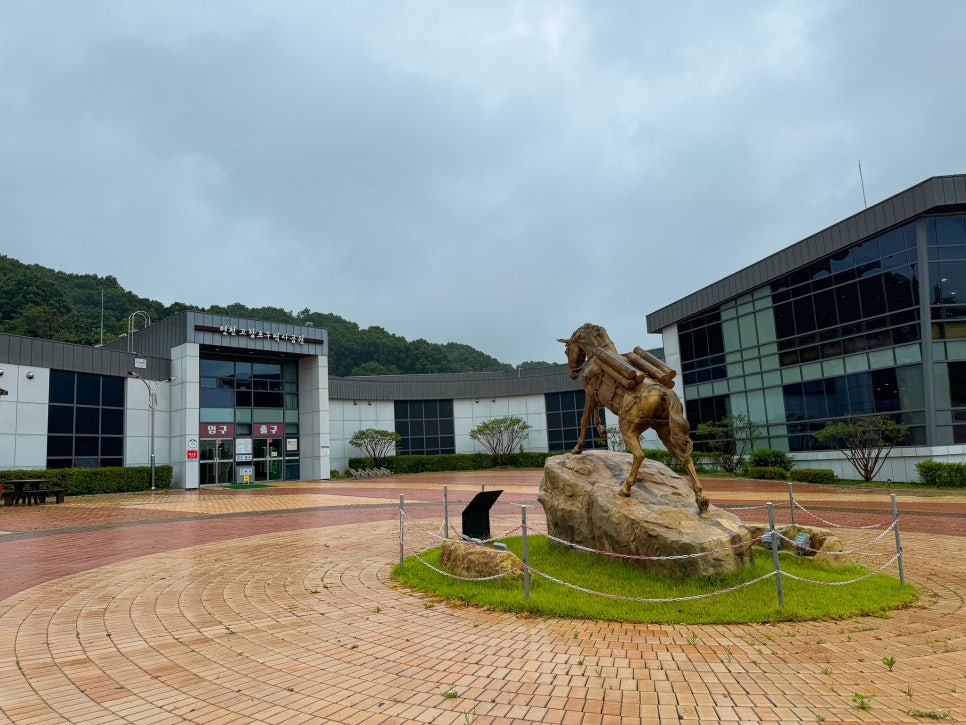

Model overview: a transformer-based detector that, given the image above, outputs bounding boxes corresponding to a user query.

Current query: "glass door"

[252,438,284,481]
[199,438,235,485]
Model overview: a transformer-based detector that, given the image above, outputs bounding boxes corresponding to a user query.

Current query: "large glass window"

[545,390,606,452]
[46,370,125,468]
[929,215,966,338]
[394,399,455,455]
[770,222,919,362]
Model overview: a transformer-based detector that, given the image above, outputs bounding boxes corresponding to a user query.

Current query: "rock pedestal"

[538,450,752,578]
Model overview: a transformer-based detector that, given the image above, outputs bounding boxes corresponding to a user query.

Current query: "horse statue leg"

[655,423,709,511]
[618,418,645,497]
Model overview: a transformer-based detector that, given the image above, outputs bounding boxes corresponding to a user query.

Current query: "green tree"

[813,416,909,482]
[469,416,532,465]
[348,428,401,468]
[694,414,763,474]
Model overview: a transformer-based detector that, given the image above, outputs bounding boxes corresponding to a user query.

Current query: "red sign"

[187,450,198,460]
[254,423,284,438]
[201,423,235,438]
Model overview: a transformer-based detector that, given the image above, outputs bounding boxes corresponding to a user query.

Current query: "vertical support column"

[892,494,905,585]
[521,506,530,601]
[768,503,784,608]
[443,486,449,540]
[788,483,796,526]
[399,494,405,567]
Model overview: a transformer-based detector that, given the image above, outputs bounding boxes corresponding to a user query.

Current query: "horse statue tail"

[663,388,694,461]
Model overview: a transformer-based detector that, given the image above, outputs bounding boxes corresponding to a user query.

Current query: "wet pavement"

[1,471,963,723]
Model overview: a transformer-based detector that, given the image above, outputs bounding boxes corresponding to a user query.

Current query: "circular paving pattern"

[0,476,963,724]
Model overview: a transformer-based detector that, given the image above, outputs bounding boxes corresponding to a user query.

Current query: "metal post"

[148,393,156,490]
[481,483,485,493]
[891,494,905,585]
[788,483,795,526]
[521,506,530,600]
[768,503,784,607]
[443,486,449,540]
[399,494,405,566]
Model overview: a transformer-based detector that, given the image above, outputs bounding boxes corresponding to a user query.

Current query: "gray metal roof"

[331,364,581,401]
[0,333,171,379]
[646,174,966,332]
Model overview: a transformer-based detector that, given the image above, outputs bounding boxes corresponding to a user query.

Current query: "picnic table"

[1,479,66,506]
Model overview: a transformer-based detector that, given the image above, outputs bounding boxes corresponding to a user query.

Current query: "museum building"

[647,174,966,481]
[1,174,964,485]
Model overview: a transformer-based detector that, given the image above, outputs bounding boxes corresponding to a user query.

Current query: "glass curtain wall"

[394,400,455,455]
[680,220,930,451]
[545,390,606,452]
[47,370,125,468]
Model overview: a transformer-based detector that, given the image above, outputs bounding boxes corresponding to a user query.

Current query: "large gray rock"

[538,450,753,578]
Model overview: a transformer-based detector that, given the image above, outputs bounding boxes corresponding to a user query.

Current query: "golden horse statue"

[558,323,709,511]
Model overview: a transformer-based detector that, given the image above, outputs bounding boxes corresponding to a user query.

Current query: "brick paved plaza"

[1,472,963,724]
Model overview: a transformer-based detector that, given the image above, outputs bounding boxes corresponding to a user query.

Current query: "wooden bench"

[1,479,66,506]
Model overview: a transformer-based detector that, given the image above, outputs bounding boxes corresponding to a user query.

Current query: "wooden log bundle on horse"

[629,347,676,388]
[558,323,709,512]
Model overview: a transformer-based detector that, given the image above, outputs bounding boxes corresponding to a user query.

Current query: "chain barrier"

[527,526,760,561]
[775,521,897,557]
[780,553,901,585]
[792,500,892,529]
[397,489,906,607]
[527,565,777,603]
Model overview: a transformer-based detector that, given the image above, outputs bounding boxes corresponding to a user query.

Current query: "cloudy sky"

[3,2,966,366]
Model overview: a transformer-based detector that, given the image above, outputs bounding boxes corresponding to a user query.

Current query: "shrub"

[749,448,794,472]
[507,451,556,468]
[748,466,788,481]
[917,460,966,488]
[792,469,836,485]
[0,466,171,495]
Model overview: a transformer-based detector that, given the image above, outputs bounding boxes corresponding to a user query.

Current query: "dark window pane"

[235,391,252,407]
[859,276,887,317]
[200,359,235,377]
[802,379,828,419]
[836,282,861,323]
[102,377,124,407]
[76,373,100,406]
[253,392,283,407]
[101,437,123,456]
[439,399,453,417]
[783,383,805,422]
[253,362,281,378]
[201,389,235,407]
[75,407,100,434]
[846,372,875,415]
[829,248,853,273]
[852,239,878,266]
[679,330,695,361]
[49,370,75,404]
[774,302,795,339]
[101,408,124,435]
[872,369,900,413]
[48,405,74,434]
[236,361,252,379]
[75,436,99,456]
[706,324,724,356]
[813,289,837,329]
[826,377,850,417]
[877,227,907,257]
[884,269,915,311]
[950,362,966,408]
[938,261,966,305]
[47,435,73,456]
[793,296,816,333]
[933,215,966,245]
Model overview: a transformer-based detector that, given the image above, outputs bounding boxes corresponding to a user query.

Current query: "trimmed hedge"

[917,460,966,488]
[0,466,172,496]
[749,448,794,472]
[792,469,836,485]
[747,466,788,481]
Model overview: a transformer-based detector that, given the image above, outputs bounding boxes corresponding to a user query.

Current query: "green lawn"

[393,536,917,624]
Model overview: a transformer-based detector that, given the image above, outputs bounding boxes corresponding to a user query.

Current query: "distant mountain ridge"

[0,255,553,376]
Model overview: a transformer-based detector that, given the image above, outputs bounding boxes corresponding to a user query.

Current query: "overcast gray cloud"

[3,1,966,365]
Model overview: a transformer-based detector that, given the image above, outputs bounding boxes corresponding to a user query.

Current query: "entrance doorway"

[200,438,235,485]
[253,438,284,481]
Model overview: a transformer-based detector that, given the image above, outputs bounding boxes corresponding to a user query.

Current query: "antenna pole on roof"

[858,161,868,209]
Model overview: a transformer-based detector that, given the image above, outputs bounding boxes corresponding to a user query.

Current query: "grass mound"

[392,536,917,624]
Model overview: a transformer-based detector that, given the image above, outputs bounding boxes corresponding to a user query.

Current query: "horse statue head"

[558,323,616,380]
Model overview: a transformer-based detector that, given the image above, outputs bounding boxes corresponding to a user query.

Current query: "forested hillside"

[0,256,551,376]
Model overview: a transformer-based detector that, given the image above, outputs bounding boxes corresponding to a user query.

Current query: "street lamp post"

[129,372,175,490]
